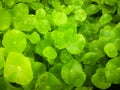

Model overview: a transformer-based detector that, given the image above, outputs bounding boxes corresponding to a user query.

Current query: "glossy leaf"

[60,50,73,63]
[99,14,112,26]
[0,47,5,69]
[12,3,29,17]
[61,59,86,87]
[2,29,27,53]
[35,19,51,34]
[0,8,11,31]
[74,8,87,21]
[66,34,86,54]
[4,52,33,85]
[51,28,74,49]
[104,43,118,58]
[2,0,15,7]
[28,31,41,44]
[105,57,120,84]
[42,46,57,64]
[35,8,46,19]
[35,72,62,90]
[91,68,111,89]
[52,11,68,26]
[14,15,35,32]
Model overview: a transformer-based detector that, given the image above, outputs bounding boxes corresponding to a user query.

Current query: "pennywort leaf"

[61,59,86,87]
[2,29,27,53]
[66,34,86,54]
[52,11,68,26]
[35,72,62,90]
[0,8,11,31]
[4,52,33,85]
[104,43,118,58]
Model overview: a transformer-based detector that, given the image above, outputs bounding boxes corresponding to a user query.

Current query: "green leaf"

[35,40,51,56]
[99,14,112,26]
[0,8,11,31]
[89,40,105,58]
[18,0,36,3]
[86,4,99,15]
[42,46,57,64]
[32,62,46,78]
[64,0,84,5]
[0,47,5,69]
[4,52,33,85]
[75,86,91,90]
[44,32,54,46]
[51,27,74,49]
[35,19,51,34]
[0,77,8,90]
[35,8,46,19]
[82,52,100,65]
[114,22,120,38]
[31,2,44,10]
[91,68,111,89]
[105,57,120,84]
[117,0,120,15]
[12,3,29,17]
[2,29,27,53]
[2,0,16,7]
[49,63,63,81]
[62,5,74,15]
[52,11,68,26]
[104,43,118,58]
[61,59,86,87]
[60,50,73,63]
[104,0,118,6]
[14,15,35,32]
[99,25,114,37]
[74,8,87,21]
[66,34,86,54]
[0,1,2,9]
[28,31,41,44]
[35,72,62,90]
[101,4,117,14]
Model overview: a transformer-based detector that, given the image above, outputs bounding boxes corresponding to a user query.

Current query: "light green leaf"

[0,8,11,31]
[35,72,62,90]
[66,34,86,54]
[74,8,87,21]
[91,68,111,89]
[4,52,33,85]
[14,15,35,32]
[105,57,120,84]
[52,11,68,26]
[42,46,57,64]
[12,3,29,17]
[28,31,41,44]
[2,29,27,53]
[61,59,86,87]
[104,43,118,58]
[35,19,51,34]
[0,47,5,69]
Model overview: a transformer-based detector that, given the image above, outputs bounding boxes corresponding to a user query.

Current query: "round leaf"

[0,8,11,31]
[91,68,111,89]
[52,11,68,26]
[61,60,86,87]
[2,29,27,53]
[4,52,33,85]
[35,72,62,90]
[42,46,57,64]
[66,34,86,54]
[35,19,51,34]
[104,43,118,58]
[105,57,120,84]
